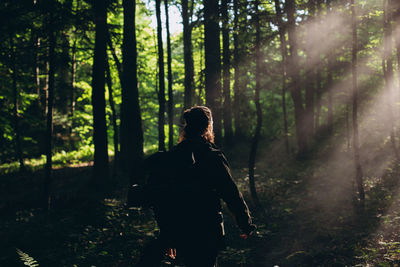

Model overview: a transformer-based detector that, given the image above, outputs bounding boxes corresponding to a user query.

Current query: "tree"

[221,0,233,144]
[44,0,56,208]
[350,0,365,205]
[274,0,290,154]
[382,0,399,160]
[182,0,194,109]
[120,0,144,182]
[165,0,174,150]
[91,0,109,185]
[248,0,262,208]
[204,0,222,145]
[156,0,166,151]
[285,0,307,155]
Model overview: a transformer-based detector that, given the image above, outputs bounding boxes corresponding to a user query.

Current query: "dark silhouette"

[135,106,256,267]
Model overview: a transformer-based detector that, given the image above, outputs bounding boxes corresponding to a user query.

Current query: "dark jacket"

[145,138,254,247]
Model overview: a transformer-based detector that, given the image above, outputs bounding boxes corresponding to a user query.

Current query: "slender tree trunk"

[304,0,315,141]
[248,0,262,208]
[59,33,70,114]
[286,0,307,155]
[44,11,56,209]
[204,0,222,145]
[120,0,144,183]
[274,0,290,154]
[71,40,76,116]
[182,0,194,109]
[233,0,242,138]
[106,56,119,179]
[156,0,166,151]
[92,0,109,185]
[165,0,174,150]
[326,0,334,134]
[395,1,400,113]
[10,36,25,172]
[106,27,123,84]
[221,0,233,144]
[35,37,41,106]
[351,0,365,206]
[383,0,399,160]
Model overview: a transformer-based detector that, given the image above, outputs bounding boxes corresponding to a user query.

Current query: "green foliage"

[16,248,39,267]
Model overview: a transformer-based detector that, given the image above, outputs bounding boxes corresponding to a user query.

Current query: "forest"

[2,0,400,265]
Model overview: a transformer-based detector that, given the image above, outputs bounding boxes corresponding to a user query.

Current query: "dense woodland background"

[3,0,400,266]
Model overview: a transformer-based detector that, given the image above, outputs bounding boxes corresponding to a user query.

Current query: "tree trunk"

[233,0,243,139]
[274,0,290,154]
[383,0,399,160]
[10,36,25,172]
[106,56,119,179]
[221,0,233,145]
[165,0,174,150]
[120,0,144,183]
[92,0,109,186]
[285,0,307,155]
[326,0,334,134]
[44,10,56,209]
[59,32,70,114]
[182,0,194,109]
[204,0,222,145]
[304,0,315,141]
[248,0,262,208]
[351,0,365,206]
[35,37,41,106]
[71,40,76,116]
[156,0,166,151]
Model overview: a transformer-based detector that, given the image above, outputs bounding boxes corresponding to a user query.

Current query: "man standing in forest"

[130,106,256,267]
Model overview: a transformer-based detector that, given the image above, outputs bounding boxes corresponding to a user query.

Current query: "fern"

[16,248,39,267]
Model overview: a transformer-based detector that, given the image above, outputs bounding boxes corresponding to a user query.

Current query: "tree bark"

[221,0,233,144]
[106,56,119,179]
[44,8,56,209]
[182,0,194,109]
[204,0,222,145]
[351,0,365,205]
[383,0,399,160]
[285,0,307,155]
[120,0,144,182]
[156,0,166,151]
[274,0,290,154]
[326,0,334,134]
[304,0,315,141]
[71,40,76,116]
[165,0,174,150]
[10,36,25,172]
[248,0,262,208]
[92,0,109,185]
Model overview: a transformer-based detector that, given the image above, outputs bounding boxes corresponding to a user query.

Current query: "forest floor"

[2,141,400,266]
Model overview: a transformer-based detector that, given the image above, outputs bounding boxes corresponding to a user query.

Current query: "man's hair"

[179,106,215,143]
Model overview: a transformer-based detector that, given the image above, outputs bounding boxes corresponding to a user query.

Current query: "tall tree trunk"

[304,0,315,141]
[351,0,365,205]
[165,0,174,150]
[233,0,241,138]
[44,9,56,209]
[10,36,25,172]
[120,0,144,183]
[248,0,262,208]
[156,0,166,151]
[395,1,400,111]
[204,0,222,145]
[326,0,334,134]
[71,40,76,116]
[182,0,194,109]
[286,0,307,155]
[35,37,41,106]
[92,0,109,186]
[274,0,290,154]
[106,56,119,179]
[59,32,70,114]
[221,0,233,144]
[383,0,399,160]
